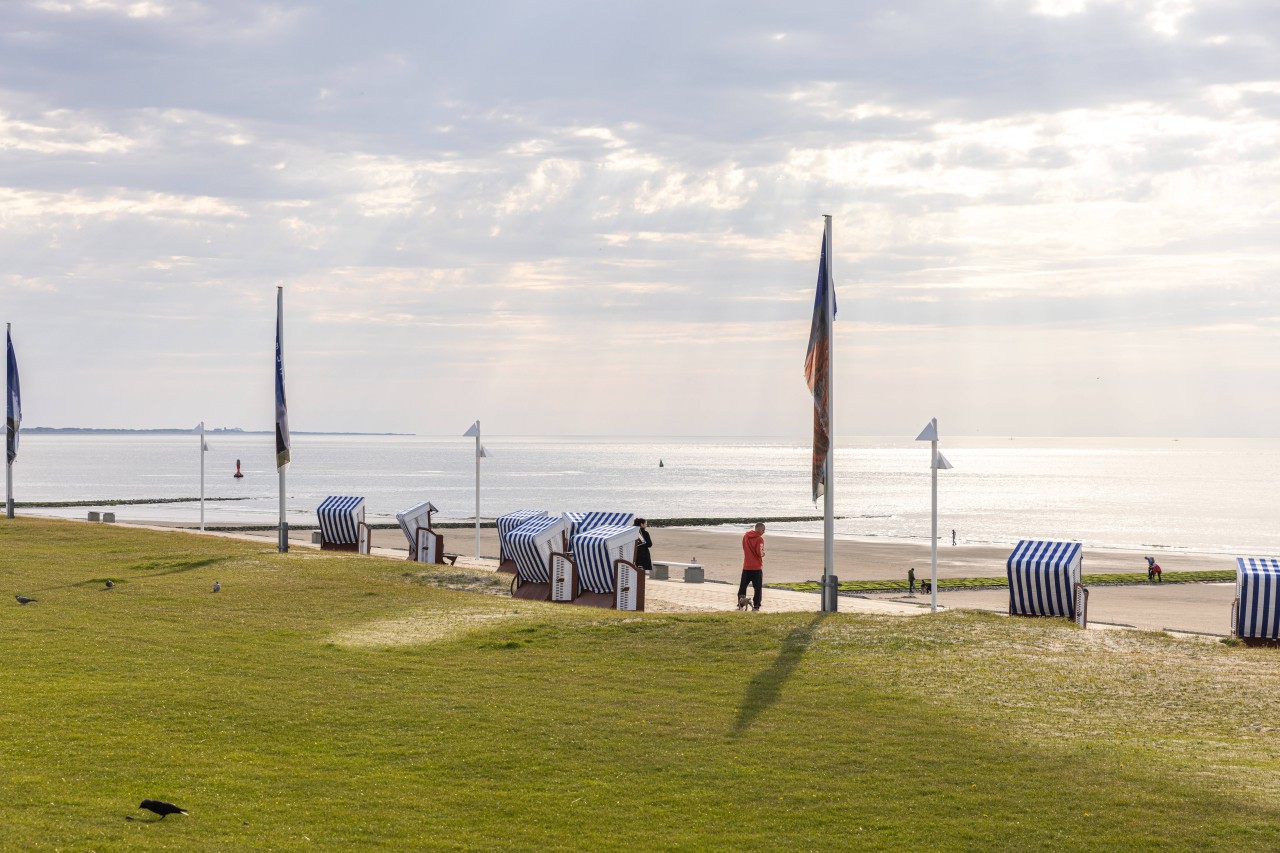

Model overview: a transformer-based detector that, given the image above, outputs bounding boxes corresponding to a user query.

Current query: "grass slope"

[1,518,1277,851]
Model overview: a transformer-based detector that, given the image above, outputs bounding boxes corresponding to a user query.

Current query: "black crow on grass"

[138,799,188,819]
[15,595,35,605]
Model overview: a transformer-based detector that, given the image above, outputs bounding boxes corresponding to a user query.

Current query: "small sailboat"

[233,459,244,479]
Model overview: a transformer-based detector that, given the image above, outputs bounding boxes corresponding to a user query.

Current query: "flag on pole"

[6,328,20,465]
[274,289,291,470]
[803,229,836,501]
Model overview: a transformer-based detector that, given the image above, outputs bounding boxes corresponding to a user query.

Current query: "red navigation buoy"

[234,459,244,479]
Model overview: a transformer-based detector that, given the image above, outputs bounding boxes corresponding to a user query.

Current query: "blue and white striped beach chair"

[506,514,568,601]
[497,510,549,571]
[1007,540,1085,624]
[1233,557,1280,642]
[397,500,447,564]
[569,523,645,611]
[562,511,635,542]
[317,496,370,554]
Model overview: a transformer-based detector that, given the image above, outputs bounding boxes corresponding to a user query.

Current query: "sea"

[7,433,1279,557]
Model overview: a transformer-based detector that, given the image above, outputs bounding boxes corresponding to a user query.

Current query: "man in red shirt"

[738,523,766,611]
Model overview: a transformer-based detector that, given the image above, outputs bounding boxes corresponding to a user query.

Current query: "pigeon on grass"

[212,581,220,593]
[15,595,35,605]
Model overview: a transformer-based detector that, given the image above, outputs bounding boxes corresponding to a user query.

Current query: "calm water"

[8,434,1279,556]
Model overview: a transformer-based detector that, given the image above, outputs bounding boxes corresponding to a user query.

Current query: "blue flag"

[803,229,836,501]
[6,328,20,465]
[274,289,291,470]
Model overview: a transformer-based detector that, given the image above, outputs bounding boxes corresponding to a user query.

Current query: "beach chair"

[496,510,549,573]
[567,523,646,611]
[562,511,635,542]
[1232,557,1280,644]
[396,500,452,564]
[316,496,371,554]
[1006,540,1086,627]
[506,514,568,601]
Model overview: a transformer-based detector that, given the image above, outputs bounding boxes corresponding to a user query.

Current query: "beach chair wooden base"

[511,580,551,601]
[570,591,616,609]
[1238,636,1280,647]
[497,559,518,574]
[321,542,358,552]
[442,554,458,565]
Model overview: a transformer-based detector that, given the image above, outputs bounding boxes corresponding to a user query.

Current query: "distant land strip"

[192,516,833,533]
[17,497,253,508]
[23,427,410,436]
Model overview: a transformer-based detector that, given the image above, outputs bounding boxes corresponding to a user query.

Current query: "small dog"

[737,595,751,611]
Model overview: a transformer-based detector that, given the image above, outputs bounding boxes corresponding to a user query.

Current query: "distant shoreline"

[23,427,411,436]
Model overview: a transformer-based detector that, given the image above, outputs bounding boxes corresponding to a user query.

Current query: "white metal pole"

[474,421,481,559]
[823,215,836,612]
[199,421,206,532]
[930,418,939,613]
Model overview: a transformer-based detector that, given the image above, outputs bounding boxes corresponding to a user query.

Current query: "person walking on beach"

[951,529,956,546]
[739,523,765,612]
[633,518,653,573]
[908,566,916,595]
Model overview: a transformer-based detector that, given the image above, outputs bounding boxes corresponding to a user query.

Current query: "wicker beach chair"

[506,515,568,601]
[561,511,635,542]
[397,500,452,564]
[496,509,549,573]
[316,496,370,554]
[1007,539,1087,627]
[1233,557,1280,644]
[566,523,645,611]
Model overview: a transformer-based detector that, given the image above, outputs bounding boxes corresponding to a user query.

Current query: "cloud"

[0,0,1278,436]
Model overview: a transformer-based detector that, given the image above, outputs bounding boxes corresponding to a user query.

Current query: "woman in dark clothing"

[634,518,653,572]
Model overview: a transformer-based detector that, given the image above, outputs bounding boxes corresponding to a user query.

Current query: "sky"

[2,0,1278,438]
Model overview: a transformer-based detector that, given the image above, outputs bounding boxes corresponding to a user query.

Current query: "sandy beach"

[226,521,1236,637]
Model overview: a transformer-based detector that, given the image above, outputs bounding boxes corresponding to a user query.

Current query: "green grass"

[774,570,1237,593]
[1,518,1277,851]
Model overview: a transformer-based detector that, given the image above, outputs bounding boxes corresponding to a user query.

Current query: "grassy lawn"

[774,570,1237,594]
[1,518,1277,851]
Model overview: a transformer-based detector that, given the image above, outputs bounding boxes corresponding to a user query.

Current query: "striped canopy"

[1007,540,1082,619]
[497,510,549,561]
[562,511,635,541]
[571,523,638,595]
[317,496,365,545]
[1236,557,1280,640]
[396,500,438,548]
[506,515,567,584]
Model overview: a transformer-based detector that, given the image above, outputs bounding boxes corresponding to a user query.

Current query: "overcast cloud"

[2,0,1278,437]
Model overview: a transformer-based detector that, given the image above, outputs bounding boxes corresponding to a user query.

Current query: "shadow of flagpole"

[731,613,827,736]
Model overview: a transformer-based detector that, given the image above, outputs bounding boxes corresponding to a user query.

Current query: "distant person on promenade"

[1146,556,1155,581]
[951,529,956,546]
[739,523,766,612]
[1152,562,1162,583]
[633,518,653,573]
[908,566,916,595]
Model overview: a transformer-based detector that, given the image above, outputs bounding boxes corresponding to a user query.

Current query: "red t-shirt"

[742,529,764,570]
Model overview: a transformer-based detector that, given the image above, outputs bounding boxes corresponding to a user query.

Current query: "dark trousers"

[738,570,763,609]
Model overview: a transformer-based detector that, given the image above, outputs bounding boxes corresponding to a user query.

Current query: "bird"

[104,580,114,589]
[212,581,220,593]
[15,595,35,605]
[138,799,188,819]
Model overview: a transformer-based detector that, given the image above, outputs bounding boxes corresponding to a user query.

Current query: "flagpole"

[474,422,481,559]
[930,419,939,613]
[823,215,836,612]
[199,421,206,532]
[276,286,289,553]
[5,323,12,520]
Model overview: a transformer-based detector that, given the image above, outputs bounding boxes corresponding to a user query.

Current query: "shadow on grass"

[732,613,826,736]
[134,556,232,577]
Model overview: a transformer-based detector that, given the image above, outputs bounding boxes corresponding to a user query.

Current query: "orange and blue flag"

[803,230,836,501]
